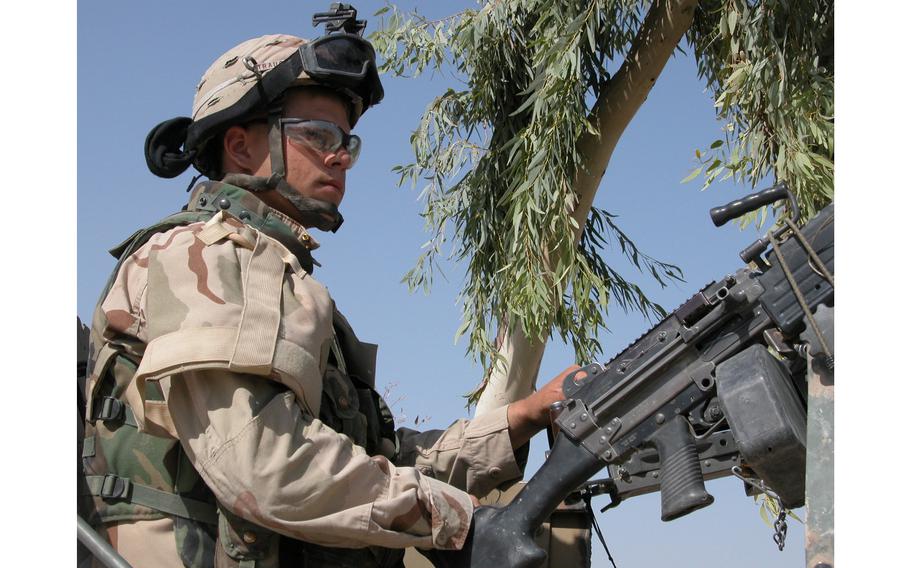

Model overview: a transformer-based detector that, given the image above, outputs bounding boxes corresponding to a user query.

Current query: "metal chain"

[773,504,789,551]
[732,466,790,551]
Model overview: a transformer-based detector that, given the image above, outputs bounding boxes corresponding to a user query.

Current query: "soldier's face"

[283,90,353,207]
[252,89,353,217]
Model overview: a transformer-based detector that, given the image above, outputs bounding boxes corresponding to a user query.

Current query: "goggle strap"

[247,56,272,113]
[187,51,303,151]
[267,108,286,185]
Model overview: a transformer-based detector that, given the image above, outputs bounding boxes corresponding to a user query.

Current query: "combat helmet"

[144,3,383,231]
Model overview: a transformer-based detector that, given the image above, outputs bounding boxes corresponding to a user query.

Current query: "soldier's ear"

[222,124,268,175]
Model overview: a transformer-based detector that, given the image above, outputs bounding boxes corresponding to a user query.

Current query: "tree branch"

[571,0,698,236]
[475,0,698,416]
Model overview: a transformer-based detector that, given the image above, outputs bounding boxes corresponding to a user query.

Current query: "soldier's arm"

[165,369,475,550]
[394,406,522,499]
[393,367,573,499]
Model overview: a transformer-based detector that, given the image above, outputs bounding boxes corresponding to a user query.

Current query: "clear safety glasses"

[280,119,362,167]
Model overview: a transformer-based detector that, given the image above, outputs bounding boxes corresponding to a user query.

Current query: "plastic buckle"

[100,474,130,500]
[94,397,124,422]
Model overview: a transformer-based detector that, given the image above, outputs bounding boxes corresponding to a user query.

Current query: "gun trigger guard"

[575,478,622,514]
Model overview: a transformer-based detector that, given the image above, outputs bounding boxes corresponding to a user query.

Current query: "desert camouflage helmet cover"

[144,28,382,182]
[191,34,364,128]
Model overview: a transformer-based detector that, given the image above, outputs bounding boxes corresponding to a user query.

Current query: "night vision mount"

[313,3,367,36]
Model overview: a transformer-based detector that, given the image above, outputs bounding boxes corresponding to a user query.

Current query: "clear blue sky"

[39,1,893,566]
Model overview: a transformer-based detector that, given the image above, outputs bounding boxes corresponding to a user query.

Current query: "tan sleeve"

[395,407,523,499]
[165,369,475,550]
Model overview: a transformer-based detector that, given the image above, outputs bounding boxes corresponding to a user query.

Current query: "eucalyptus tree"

[370,0,834,415]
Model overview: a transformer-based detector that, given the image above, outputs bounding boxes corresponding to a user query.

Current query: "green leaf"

[453,317,471,343]
[681,167,703,184]
[758,500,771,527]
[726,66,747,88]
[377,0,832,403]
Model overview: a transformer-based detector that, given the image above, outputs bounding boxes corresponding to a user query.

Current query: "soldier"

[79,12,572,568]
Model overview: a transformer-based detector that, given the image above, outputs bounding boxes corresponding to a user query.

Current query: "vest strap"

[91,397,138,428]
[84,475,218,526]
[82,436,96,458]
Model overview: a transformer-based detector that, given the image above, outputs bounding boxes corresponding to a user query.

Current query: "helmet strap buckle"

[267,107,286,183]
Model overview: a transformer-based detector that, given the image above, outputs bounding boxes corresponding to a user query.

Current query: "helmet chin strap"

[233,105,345,233]
[221,173,345,232]
[270,177,345,232]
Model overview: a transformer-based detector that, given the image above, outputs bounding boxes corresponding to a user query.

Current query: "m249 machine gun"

[444,184,833,567]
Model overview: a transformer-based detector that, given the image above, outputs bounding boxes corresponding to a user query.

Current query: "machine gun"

[445,184,833,567]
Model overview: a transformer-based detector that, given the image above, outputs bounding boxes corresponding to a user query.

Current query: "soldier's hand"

[506,365,579,448]
[421,506,546,568]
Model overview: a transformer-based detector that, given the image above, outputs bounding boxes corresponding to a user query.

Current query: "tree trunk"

[475,0,699,417]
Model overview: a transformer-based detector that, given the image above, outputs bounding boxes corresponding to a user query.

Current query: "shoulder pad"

[108,211,212,260]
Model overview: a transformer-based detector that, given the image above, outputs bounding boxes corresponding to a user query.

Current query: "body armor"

[81,181,400,568]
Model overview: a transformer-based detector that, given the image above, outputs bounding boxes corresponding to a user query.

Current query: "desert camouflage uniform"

[80,180,523,567]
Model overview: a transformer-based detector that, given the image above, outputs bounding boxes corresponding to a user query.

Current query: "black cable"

[185,173,203,193]
[584,494,618,568]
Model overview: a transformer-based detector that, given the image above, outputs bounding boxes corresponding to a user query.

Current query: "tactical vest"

[80,181,399,568]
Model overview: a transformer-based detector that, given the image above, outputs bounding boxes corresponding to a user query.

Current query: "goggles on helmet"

[186,33,383,155]
[281,119,362,167]
[300,34,382,104]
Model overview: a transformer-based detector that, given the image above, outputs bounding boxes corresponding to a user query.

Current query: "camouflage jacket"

[83,181,522,567]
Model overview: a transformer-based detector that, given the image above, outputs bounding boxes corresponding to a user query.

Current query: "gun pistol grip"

[653,415,715,521]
